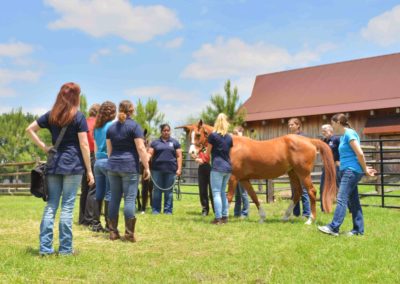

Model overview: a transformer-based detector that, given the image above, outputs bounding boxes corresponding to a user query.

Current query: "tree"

[133,98,165,138]
[134,99,149,131]
[80,93,88,117]
[0,108,51,164]
[200,80,246,127]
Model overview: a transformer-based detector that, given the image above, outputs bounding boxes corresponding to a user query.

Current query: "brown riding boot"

[109,218,120,241]
[104,201,110,232]
[124,217,137,242]
[221,216,228,224]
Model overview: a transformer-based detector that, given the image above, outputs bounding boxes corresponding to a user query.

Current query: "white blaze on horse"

[180,120,337,224]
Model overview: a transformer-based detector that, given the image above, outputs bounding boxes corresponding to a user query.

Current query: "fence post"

[379,140,385,208]
[266,179,274,203]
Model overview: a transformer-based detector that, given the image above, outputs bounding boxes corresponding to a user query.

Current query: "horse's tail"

[310,139,337,213]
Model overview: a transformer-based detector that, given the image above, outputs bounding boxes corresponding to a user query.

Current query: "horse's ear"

[144,129,148,137]
[198,119,203,128]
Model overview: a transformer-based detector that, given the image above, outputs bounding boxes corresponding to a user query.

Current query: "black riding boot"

[104,200,110,232]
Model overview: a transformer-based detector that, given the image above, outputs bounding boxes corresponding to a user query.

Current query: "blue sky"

[1,0,400,126]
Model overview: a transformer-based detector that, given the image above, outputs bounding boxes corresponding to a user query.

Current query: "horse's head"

[178,120,212,157]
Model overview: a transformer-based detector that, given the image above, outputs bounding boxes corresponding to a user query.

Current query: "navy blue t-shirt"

[106,118,143,173]
[324,135,340,162]
[208,132,233,173]
[150,137,181,173]
[37,111,88,175]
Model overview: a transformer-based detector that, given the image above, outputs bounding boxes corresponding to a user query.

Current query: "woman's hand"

[195,158,203,165]
[143,168,151,180]
[365,166,377,177]
[87,172,95,186]
[176,168,182,177]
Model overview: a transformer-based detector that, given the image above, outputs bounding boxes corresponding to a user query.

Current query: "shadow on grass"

[25,246,39,256]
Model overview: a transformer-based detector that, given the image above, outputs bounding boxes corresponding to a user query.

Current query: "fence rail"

[1,138,399,208]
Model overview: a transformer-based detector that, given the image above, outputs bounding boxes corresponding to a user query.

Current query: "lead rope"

[150,173,177,191]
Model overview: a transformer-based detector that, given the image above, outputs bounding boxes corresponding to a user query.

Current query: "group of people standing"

[26,83,182,256]
[286,116,376,236]
[25,82,376,255]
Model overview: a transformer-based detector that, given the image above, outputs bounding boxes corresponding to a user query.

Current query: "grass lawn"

[0,186,399,283]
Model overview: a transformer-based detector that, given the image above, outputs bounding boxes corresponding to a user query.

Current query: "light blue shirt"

[339,128,363,173]
[94,121,113,159]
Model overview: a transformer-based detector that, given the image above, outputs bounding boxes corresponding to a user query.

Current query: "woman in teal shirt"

[318,113,376,236]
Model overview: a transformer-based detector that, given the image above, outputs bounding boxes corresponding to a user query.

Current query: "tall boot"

[124,217,136,242]
[91,200,104,232]
[104,201,110,233]
[109,217,120,241]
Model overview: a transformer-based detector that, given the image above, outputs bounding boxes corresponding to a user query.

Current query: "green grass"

[0,187,400,283]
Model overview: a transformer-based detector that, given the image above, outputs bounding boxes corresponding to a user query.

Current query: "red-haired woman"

[26,82,94,256]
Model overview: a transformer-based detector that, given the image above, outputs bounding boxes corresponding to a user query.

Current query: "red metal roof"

[243,53,400,122]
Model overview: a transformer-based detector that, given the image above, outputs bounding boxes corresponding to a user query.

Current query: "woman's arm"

[25,121,51,153]
[135,138,150,180]
[350,140,377,177]
[147,147,154,160]
[106,139,112,158]
[78,132,95,186]
[176,149,183,176]
[205,144,212,158]
[94,138,98,155]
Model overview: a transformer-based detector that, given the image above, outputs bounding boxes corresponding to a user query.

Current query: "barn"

[242,52,400,140]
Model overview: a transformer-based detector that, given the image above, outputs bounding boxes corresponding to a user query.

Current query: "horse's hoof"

[258,219,264,224]
[281,216,290,222]
[304,218,312,225]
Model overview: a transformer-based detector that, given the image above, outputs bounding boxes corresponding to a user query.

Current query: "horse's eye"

[195,133,201,138]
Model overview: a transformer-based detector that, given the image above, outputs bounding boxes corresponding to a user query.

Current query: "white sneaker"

[141,211,145,215]
[318,225,339,236]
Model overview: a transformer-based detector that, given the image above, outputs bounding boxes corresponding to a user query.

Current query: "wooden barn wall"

[243,108,400,141]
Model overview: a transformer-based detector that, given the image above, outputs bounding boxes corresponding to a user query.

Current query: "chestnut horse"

[180,120,337,224]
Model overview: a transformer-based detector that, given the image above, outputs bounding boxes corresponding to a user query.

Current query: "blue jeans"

[151,170,176,214]
[320,166,341,211]
[210,171,231,219]
[292,184,311,217]
[94,159,111,201]
[107,171,139,219]
[328,169,364,234]
[234,182,249,217]
[40,174,81,255]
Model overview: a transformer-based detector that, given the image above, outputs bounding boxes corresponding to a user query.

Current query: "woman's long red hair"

[49,82,81,127]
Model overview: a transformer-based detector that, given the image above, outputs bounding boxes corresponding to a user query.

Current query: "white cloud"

[0,87,17,98]
[45,0,182,43]
[0,69,41,85]
[0,42,34,58]
[361,5,400,46]
[182,37,335,80]
[124,86,207,125]
[117,44,134,54]
[90,48,112,63]
[125,86,195,102]
[0,41,41,99]
[165,37,184,49]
